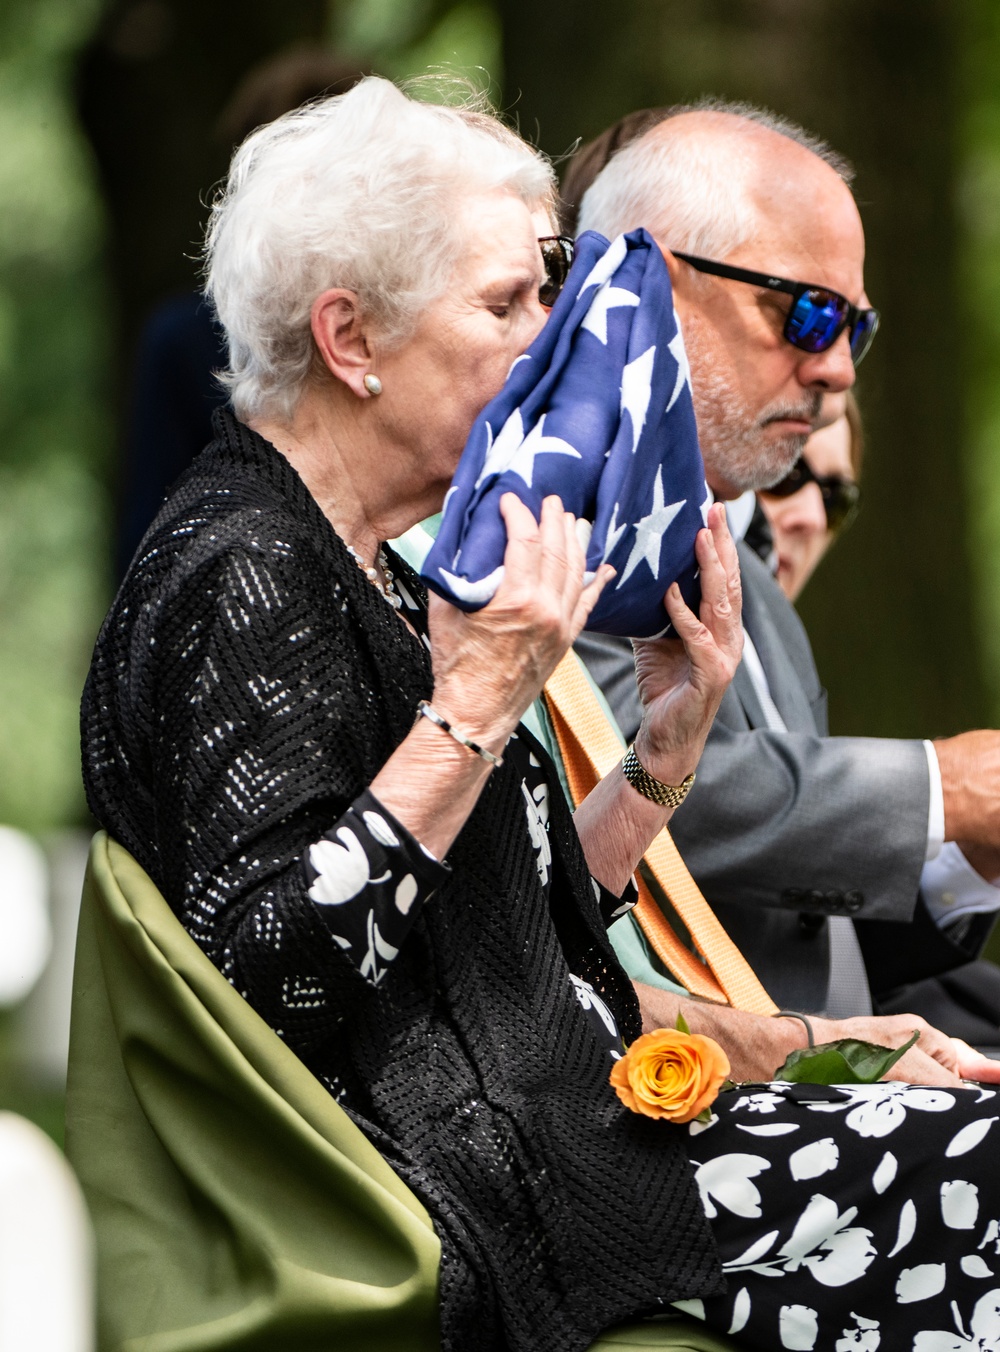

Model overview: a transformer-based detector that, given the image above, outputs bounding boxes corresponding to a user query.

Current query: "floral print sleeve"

[302,788,449,985]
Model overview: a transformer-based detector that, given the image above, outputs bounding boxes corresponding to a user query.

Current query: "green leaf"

[774,1032,920,1086]
[675,1011,691,1035]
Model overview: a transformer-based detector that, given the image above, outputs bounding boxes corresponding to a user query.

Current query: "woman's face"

[375,190,553,511]
[759,413,854,601]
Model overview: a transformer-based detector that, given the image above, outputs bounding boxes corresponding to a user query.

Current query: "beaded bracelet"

[416,700,505,768]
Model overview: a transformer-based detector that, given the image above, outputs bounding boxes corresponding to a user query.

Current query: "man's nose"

[785,484,829,539]
[796,327,856,394]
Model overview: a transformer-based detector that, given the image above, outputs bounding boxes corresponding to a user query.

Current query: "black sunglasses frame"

[538,235,575,307]
[761,455,861,533]
[672,251,880,367]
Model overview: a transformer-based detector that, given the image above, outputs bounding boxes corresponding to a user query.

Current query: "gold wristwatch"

[621,744,696,808]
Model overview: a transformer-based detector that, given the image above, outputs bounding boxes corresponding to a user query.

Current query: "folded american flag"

[421,228,709,639]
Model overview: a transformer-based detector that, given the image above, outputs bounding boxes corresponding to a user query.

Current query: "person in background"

[115,46,366,579]
[757,391,861,600]
[569,101,1000,1042]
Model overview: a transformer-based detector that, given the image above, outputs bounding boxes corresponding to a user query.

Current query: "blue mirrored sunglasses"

[672,251,880,366]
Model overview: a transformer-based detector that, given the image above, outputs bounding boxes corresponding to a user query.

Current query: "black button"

[844,890,864,913]
[806,889,827,910]
[782,887,805,907]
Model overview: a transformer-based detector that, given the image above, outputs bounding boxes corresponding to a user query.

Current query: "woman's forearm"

[369,713,503,862]
[572,722,699,896]
[634,982,806,1082]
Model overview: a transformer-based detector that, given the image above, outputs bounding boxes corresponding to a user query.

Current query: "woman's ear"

[310,289,377,399]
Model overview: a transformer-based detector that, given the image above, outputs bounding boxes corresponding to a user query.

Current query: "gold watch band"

[620,744,696,809]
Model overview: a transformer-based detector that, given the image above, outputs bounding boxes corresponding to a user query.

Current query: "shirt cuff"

[303,789,451,984]
[594,874,639,927]
[923,739,945,862]
[921,841,1000,927]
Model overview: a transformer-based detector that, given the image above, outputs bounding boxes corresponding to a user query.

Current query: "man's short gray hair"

[577,98,853,258]
[204,76,555,422]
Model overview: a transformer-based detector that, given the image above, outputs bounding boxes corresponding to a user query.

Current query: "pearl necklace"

[345,544,402,610]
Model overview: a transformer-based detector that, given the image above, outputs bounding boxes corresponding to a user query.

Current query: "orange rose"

[610,1028,730,1123]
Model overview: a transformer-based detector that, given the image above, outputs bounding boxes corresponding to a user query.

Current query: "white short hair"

[577,100,852,259]
[204,76,555,422]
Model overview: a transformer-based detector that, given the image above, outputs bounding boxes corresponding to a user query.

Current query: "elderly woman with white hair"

[81,78,1000,1352]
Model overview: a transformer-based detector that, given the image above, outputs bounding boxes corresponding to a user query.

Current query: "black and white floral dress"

[678,1079,1000,1350]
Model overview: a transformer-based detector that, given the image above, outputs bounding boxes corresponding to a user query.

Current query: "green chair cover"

[66,833,739,1352]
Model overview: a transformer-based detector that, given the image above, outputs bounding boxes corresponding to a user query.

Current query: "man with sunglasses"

[567,102,1000,1045]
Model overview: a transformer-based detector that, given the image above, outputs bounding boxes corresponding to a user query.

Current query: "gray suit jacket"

[575,542,977,1012]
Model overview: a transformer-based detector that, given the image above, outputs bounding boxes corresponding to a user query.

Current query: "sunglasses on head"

[762,456,861,533]
[538,235,575,307]
[672,252,880,367]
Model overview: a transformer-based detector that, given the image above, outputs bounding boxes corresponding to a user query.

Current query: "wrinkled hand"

[936,731,1000,849]
[630,503,743,783]
[428,494,614,749]
[813,1012,1000,1088]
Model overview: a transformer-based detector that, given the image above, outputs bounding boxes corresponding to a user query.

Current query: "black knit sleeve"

[133,533,432,1053]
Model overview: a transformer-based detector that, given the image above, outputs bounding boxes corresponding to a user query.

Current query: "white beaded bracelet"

[416,700,505,768]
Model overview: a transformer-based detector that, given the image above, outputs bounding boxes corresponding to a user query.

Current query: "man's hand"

[957,841,1000,884]
[812,1013,1000,1088]
[632,984,1000,1088]
[936,731,1000,850]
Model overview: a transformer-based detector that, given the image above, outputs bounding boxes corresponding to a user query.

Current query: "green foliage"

[333,0,502,97]
[775,1033,919,1086]
[960,3,1000,722]
[0,0,110,832]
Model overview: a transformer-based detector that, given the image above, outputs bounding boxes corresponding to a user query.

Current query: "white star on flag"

[602,501,629,561]
[620,345,655,454]
[438,564,505,606]
[507,413,581,488]
[575,232,629,300]
[581,280,640,345]
[475,409,580,489]
[700,487,712,527]
[666,319,693,412]
[475,408,521,487]
[617,467,686,587]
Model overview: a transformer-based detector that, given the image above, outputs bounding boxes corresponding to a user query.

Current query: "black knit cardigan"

[81,410,721,1352]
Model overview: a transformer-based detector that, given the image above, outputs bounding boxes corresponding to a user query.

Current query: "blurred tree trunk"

[74,0,331,579]
[77,0,329,355]
[500,0,989,739]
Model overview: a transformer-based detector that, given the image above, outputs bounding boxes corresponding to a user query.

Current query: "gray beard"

[685,326,819,494]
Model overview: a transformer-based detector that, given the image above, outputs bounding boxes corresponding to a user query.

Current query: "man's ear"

[310,289,377,399]
[659,244,692,297]
[657,242,681,284]
[658,245,698,327]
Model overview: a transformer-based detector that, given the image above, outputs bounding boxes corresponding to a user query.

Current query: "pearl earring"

[363,373,383,396]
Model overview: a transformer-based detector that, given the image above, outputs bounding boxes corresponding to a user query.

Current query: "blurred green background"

[3,0,1000,1128]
